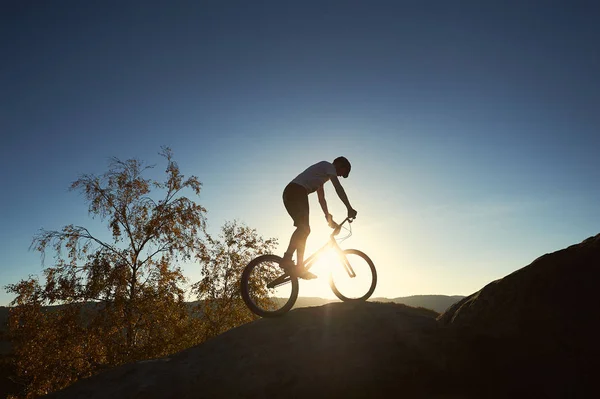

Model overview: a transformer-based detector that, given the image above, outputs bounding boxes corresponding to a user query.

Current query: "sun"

[304,248,375,299]
[310,248,341,273]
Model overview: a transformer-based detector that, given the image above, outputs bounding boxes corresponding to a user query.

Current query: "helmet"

[334,156,351,178]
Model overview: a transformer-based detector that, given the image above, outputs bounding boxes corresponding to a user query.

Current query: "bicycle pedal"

[299,271,318,280]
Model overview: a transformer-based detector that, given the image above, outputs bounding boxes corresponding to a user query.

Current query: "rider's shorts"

[283,183,309,227]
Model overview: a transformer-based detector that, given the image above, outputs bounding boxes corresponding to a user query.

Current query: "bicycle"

[241,217,377,317]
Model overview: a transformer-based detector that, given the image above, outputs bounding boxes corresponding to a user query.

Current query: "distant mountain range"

[0,294,463,334]
[371,295,465,313]
[292,295,464,314]
[0,294,462,358]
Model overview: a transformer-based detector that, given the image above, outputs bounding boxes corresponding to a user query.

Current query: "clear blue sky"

[2,0,600,305]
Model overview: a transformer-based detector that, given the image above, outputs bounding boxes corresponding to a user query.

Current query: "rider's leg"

[283,227,303,262]
[285,223,316,279]
[294,224,310,267]
[283,224,310,264]
[283,184,307,262]
[282,182,313,278]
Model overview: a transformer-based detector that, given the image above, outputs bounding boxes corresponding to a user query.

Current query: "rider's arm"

[330,176,353,210]
[317,185,329,218]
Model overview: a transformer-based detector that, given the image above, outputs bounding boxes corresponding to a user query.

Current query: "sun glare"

[300,247,376,300]
[311,249,340,272]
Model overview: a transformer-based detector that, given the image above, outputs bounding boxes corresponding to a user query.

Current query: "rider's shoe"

[280,257,296,272]
[280,258,317,280]
[297,269,317,280]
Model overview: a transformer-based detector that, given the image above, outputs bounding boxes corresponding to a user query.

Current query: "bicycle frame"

[267,217,356,289]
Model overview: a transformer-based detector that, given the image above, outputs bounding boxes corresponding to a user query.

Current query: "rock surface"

[439,233,600,336]
[46,302,443,398]
[437,233,600,398]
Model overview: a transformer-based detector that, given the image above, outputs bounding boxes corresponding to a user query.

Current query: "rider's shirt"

[291,161,337,193]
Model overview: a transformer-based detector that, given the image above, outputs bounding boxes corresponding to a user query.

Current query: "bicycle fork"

[334,247,356,278]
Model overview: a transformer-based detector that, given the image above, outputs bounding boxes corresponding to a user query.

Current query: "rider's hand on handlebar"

[347,208,358,220]
[326,213,339,229]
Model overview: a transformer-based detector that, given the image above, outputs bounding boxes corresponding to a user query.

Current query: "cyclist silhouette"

[281,157,357,279]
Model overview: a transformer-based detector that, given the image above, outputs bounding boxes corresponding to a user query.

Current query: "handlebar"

[331,216,354,237]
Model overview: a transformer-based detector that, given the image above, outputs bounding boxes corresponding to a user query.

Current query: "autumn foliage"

[4,148,273,398]
[193,221,277,341]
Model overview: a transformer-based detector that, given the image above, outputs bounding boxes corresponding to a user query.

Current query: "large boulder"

[439,233,600,336]
[437,233,600,397]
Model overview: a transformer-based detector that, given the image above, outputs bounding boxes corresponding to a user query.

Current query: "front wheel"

[241,254,299,318]
[329,249,377,302]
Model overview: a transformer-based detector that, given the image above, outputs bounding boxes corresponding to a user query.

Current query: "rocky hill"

[437,232,600,397]
[30,233,600,397]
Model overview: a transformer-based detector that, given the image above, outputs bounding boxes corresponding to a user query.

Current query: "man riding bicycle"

[281,157,357,279]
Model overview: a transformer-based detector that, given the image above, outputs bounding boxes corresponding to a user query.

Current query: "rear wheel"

[329,249,377,301]
[241,254,299,317]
